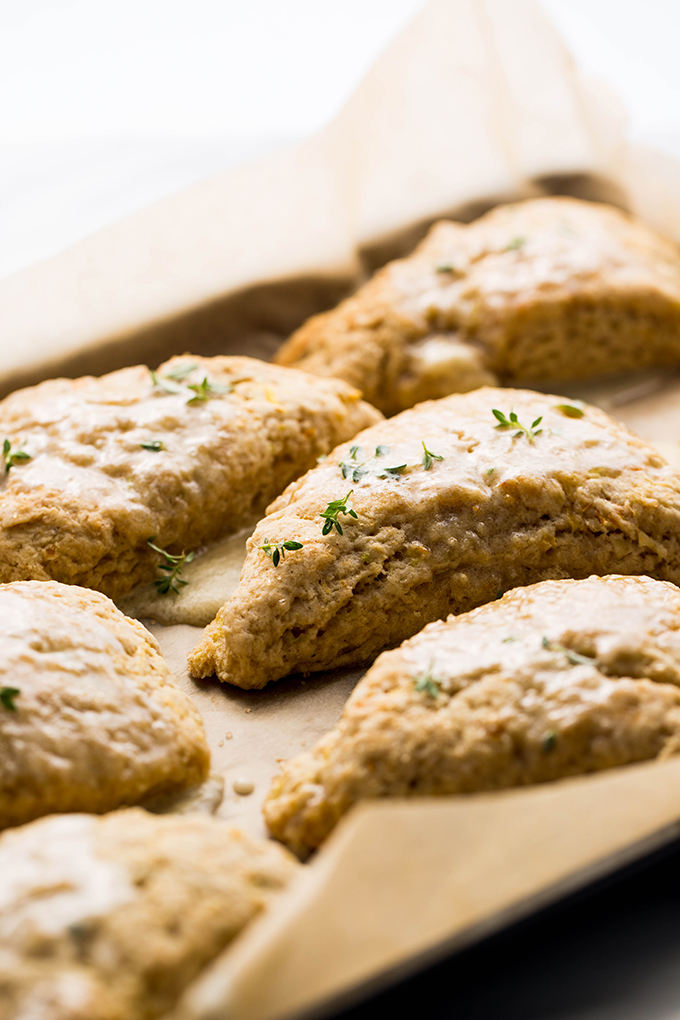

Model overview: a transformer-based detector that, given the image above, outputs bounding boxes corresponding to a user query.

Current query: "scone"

[0,808,298,1020]
[0,355,381,599]
[264,574,680,856]
[275,197,680,415]
[0,580,209,828]
[189,387,680,689]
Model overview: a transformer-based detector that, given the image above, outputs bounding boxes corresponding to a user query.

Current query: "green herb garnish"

[339,444,407,482]
[542,730,557,753]
[492,409,543,443]
[163,361,197,380]
[320,491,358,536]
[149,369,184,395]
[2,439,30,475]
[379,464,407,478]
[554,404,585,419]
[541,637,596,666]
[504,236,525,251]
[414,667,442,698]
[140,440,164,452]
[147,538,194,594]
[421,441,444,470]
[186,377,233,404]
[502,635,519,643]
[0,687,20,711]
[258,538,304,567]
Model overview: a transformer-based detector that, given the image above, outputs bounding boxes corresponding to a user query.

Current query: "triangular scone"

[264,574,680,857]
[189,387,680,689]
[275,196,680,415]
[0,355,381,598]
[0,581,210,829]
[0,809,298,1019]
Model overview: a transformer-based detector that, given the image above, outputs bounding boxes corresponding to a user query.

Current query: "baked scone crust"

[275,197,680,415]
[189,387,680,689]
[264,574,680,856]
[0,580,210,828]
[0,355,381,598]
[0,808,298,1020]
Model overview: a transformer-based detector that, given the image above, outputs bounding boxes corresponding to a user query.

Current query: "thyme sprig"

[339,445,407,482]
[2,439,30,475]
[541,637,596,666]
[149,366,232,404]
[147,538,194,594]
[258,538,303,567]
[0,687,20,711]
[320,491,358,536]
[422,441,444,470]
[413,666,442,698]
[186,377,233,404]
[492,409,543,443]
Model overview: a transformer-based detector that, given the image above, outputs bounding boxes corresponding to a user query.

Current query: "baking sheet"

[6,2,680,1019]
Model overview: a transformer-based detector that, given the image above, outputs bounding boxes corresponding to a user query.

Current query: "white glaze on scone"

[0,580,209,828]
[276,197,680,414]
[189,387,680,689]
[0,355,381,598]
[264,575,680,856]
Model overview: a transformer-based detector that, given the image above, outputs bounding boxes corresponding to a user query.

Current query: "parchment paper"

[7,2,680,1019]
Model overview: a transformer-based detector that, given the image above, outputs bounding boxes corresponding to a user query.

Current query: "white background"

[2,0,680,279]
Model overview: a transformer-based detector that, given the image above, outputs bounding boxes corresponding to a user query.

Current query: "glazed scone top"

[0,808,298,1020]
[0,581,209,828]
[0,355,381,597]
[276,197,680,414]
[0,355,376,512]
[189,386,680,688]
[263,575,680,855]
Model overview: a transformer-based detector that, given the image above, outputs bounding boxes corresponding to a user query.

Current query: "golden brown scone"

[0,808,298,1020]
[0,355,381,599]
[264,574,680,856]
[0,580,209,829]
[275,197,680,415]
[189,387,680,689]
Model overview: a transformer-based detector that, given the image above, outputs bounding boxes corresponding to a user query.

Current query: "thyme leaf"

[140,440,164,452]
[492,408,543,443]
[554,404,585,419]
[258,538,303,567]
[422,441,444,470]
[149,369,184,395]
[320,491,358,536]
[541,637,596,666]
[377,463,408,479]
[2,439,30,475]
[0,687,20,711]
[504,236,526,251]
[542,730,557,753]
[163,361,197,381]
[147,538,194,594]
[413,666,442,698]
